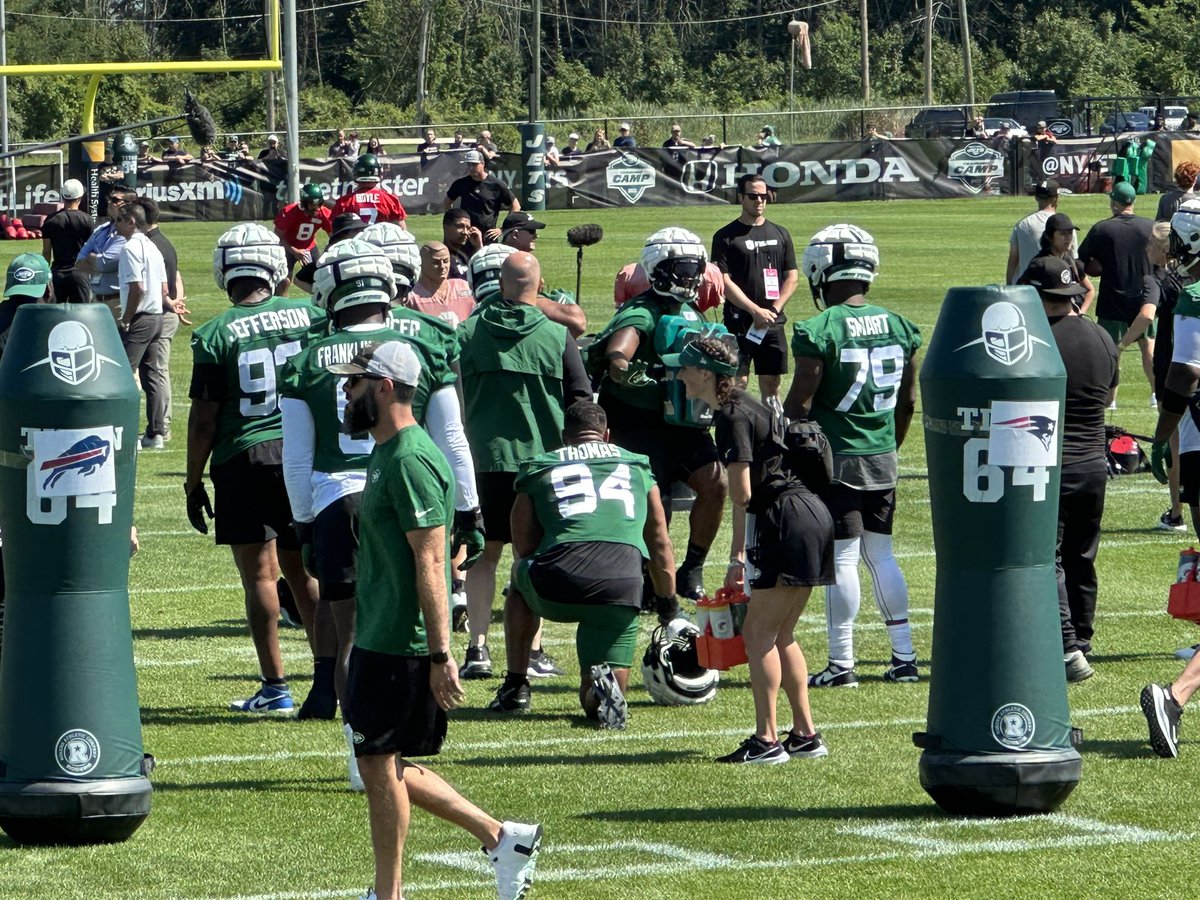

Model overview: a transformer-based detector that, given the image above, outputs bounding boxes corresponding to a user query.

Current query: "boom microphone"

[567,224,604,248]
[184,89,218,148]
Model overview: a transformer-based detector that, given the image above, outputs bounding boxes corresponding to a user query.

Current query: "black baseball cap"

[502,211,546,234]
[330,213,368,242]
[1019,256,1085,298]
[1034,179,1061,199]
[1044,212,1078,233]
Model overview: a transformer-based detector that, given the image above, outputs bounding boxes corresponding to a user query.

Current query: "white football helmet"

[311,238,396,315]
[641,624,719,706]
[801,223,879,308]
[360,222,421,292]
[213,222,288,292]
[640,227,707,302]
[1171,199,1200,275]
[468,243,518,304]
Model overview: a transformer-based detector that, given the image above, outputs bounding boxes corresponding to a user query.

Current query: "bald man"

[455,251,594,681]
[405,240,476,327]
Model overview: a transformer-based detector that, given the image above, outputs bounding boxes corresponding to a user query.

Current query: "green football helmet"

[353,153,380,184]
[299,183,323,208]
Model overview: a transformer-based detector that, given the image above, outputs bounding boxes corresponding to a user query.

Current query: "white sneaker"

[345,723,364,792]
[486,821,542,900]
[1151,393,1158,408]
[140,434,164,450]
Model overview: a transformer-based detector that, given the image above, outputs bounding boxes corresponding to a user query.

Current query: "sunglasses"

[346,373,385,389]
[742,191,769,200]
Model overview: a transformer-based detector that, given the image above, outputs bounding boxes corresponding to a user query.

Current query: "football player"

[589,227,727,605]
[280,239,483,783]
[184,223,323,715]
[488,400,678,728]
[273,183,332,296]
[784,224,922,688]
[331,153,407,228]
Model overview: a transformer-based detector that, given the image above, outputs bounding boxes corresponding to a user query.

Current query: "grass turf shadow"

[454,749,700,767]
[581,802,936,824]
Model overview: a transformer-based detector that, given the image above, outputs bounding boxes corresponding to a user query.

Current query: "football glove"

[1151,439,1173,485]
[622,359,656,388]
[452,508,486,570]
[185,482,214,535]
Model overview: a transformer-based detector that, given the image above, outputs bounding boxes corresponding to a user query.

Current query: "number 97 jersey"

[515,441,654,558]
[791,303,921,456]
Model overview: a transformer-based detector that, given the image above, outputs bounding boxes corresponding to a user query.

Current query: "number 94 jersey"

[515,441,654,557]
[190,297,325,465]
[791,303,921,456]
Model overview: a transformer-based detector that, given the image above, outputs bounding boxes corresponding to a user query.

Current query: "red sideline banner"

[1,134,1194,221]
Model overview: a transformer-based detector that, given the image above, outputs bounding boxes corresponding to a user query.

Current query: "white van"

[1139,106,1189,129]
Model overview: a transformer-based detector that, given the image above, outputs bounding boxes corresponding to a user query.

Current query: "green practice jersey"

[1176,280,1200,319]
[392,305,461,372]
[592,292,687,412]
[791,302,921,456]
[355,425,454,656]
[515,440,653,557]
[279,321,455,474]
[190,297,325,465]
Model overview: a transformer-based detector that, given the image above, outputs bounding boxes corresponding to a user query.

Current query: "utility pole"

[860,0,870,105]
[529,0,541,122]
[959,0,975,107]
[283,0,299,200]
[1,0,9,159]
[923,0,933,106]
[415,0,431,123]
[264,0,276,133]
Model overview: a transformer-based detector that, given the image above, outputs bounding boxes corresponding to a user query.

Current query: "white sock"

[862,531,914,660]
[825,537,862,668]
[344,723,364,792]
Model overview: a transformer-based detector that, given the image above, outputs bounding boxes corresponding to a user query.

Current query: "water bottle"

[710,595,735,640]
[1178,548,1199,583]
[693,595,711,635]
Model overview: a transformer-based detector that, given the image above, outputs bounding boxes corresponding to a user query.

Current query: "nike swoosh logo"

[415,507,435,517]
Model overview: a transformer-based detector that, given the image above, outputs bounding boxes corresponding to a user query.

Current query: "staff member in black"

[444,150,520,242]
[710,173,798,412]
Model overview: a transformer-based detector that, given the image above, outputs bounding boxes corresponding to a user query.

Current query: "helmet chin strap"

[1179,255,1200,279]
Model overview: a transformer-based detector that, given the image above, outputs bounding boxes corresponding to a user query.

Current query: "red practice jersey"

[331,186,407,226]
[273,203,332,251]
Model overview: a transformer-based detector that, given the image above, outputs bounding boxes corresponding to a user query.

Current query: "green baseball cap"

[1110,181,1137,205]
[4,252,50,299]
[661,340,739,375]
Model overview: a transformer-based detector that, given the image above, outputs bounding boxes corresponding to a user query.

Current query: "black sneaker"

[716,734,789,765]
[459,644,493,679]
[527,649,565,678]
[1141,683,1183,758]
[487,679,531,714]
[1156,509,1187,532]
[883,656,920,683]
[780,730,830,759]
[296,690,338,720]
[808,663,859,688]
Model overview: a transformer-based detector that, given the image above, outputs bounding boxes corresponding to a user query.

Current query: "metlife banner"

[3,134,1193,220]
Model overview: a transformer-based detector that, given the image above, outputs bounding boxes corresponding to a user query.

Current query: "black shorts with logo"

[313,492,361,602]
[210,442,299,548]
[824,483,897,540]
[734,323,790,378]
[477,471,517,544]
[345,647,447,759]
[747,489,835,589]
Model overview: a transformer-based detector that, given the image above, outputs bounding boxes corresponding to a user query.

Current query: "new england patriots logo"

[993,415,1056,451]
[39,435,111,490]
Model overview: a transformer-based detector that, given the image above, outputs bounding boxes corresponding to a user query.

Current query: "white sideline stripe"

[194,817,1191,899]
[133,584,241,595]
[165,705,1137,767]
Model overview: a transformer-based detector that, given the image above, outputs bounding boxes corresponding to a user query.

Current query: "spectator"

[662,123,696,153]
[219,135,241,161]
[442,207,481,280]
[1152,115,1168,132]
[757,125,782,148]
[586,128,610,152]
[456,252,592,680]
[444,150,520,241]
[138,197,189,447]
[42,178,93,303]
[544,136,560,167]
[561,133,582,159]
[1156,161,1200,223]
[325,339,543,900]
[258,134,284,160]
[991,122,1012,154]
[347,130,360,156]
[137,141,160,165]
[1183,112,1199,132]
[448,131,468,151]
[417,128,440,164]
[404,241,476,328]
[162,137,194,163]
[1007,179,1069,285]
[613,123,636,149]
[1079,181,1156,406]
[75,187,135,317]
[970,115,990,138]
[363,135,386,157]
[114,203,168,446]
[1018,256,1119,683]
[1032,120,1057,146]
[696,134,722,159]
[328,129,353,158]
[476,129,499,164]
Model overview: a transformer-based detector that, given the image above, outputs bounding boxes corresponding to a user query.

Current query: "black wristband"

[454,508,484,532]
[430,650,450,665]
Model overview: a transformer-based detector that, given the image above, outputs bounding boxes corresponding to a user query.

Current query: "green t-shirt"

[190,297,325,465]
[592,292,684,411]
[279,322,455,474]
[355,425,454,656]
[458,300,570,473]
[515,441,653,557]
[1176,280,1200,319]
[791,302,922,456]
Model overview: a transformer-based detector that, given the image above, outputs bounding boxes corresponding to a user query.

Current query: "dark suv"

[904,107,968,139]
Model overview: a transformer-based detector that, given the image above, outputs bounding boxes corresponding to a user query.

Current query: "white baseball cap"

[326,340,422,387]
[60,179,85,200]
[267,134,278,142]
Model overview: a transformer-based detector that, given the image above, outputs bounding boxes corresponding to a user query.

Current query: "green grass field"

[2,195,1198,900]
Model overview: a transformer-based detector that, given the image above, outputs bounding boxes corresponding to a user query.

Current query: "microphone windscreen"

[567,223,604,248]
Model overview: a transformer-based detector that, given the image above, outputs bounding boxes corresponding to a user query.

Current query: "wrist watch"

[430,650,450,665]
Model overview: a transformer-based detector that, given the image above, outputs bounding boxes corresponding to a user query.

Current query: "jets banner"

[6,134,1194,221]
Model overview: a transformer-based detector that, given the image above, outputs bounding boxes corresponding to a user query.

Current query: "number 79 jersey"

[791,302,921,456]
[515,441,654,558]
[190,297,325,465]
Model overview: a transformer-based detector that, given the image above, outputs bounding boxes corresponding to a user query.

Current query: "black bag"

[1105,425,1147,477]
[768,410,833,495]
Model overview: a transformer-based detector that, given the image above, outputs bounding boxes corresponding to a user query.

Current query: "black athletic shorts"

[824,483,897,539]
[603,399,720,490]
[345,647,447,759]
[528,541,645,608]
[313,492,361,602]
[1180,451,1200,506]
[734,324,789,378]
[211,442,299,548]
[747,489,835,589]
[478,471,516,544]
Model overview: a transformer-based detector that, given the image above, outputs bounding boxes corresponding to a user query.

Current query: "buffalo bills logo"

[993,415,1056,451]
[39,434,111,490]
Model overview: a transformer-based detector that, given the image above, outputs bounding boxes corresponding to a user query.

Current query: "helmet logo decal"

[955,301,1050,367]
[607,153,656,204]
[23,321,122,385]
